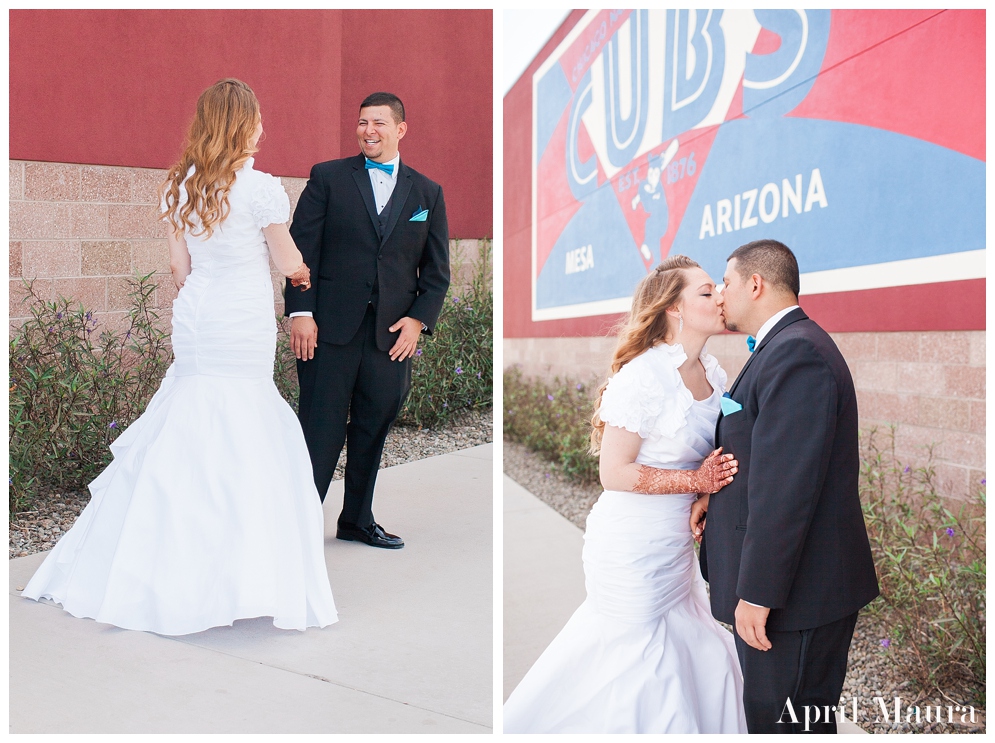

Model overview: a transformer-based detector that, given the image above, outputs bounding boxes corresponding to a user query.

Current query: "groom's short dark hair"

[360,92,405,124]
[728,239,800,298]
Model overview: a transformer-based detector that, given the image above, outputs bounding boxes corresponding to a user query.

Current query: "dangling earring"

[678,313,684,333]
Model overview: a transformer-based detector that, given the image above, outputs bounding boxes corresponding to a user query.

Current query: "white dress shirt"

[743,304,799,610]
[289,154,401,320]
[754,304,800,346]
[368,152,400,215]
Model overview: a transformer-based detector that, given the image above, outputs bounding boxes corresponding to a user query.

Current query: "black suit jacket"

[700,308,879,631]
[285,154,450,351]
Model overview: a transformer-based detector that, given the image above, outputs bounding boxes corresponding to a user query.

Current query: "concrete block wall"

[10,160,486,334]
[505,330,985,501]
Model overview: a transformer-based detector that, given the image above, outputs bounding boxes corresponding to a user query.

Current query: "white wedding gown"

[22,159,338,635]
[504,344,748,733]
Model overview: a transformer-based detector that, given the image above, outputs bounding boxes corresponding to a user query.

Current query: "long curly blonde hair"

[160,78,260,239]
[590,255,700,453]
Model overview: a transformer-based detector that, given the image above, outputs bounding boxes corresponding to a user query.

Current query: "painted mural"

[531,10,985,321]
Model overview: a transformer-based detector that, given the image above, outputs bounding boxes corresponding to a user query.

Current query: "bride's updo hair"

[590,254,700,453]
[160,78,261,239]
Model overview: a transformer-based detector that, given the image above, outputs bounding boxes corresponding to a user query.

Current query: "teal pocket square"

[721,394,743,416]
[410,209,428,222]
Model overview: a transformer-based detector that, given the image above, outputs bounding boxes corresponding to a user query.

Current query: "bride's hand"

[691,448,738,494]
[690,494,709,543]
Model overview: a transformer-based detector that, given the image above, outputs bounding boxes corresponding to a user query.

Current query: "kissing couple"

[22,79,450,634]
[505,241,879,733]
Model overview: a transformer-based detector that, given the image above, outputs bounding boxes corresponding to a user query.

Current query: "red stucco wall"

[9,9,492,239]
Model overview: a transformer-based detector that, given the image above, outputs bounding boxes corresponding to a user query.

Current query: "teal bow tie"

[747,335,756,352]
[365,159,394,175]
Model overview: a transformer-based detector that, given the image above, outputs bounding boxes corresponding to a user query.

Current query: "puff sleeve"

[597,345,698,440]
[251,173,290,230]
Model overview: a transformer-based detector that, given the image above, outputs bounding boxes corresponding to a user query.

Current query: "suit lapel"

[380,161,413,246]
[351,156,380,233]
[728,308,808,396]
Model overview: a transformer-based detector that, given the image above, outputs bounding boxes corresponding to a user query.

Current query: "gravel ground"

[8,409,492,560]
[504,439,985,735]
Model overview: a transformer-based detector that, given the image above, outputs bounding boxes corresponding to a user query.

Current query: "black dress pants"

[296,305,411,529]
[735,611,859,733]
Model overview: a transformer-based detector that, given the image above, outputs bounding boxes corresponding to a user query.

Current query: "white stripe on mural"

[799,250,986,296]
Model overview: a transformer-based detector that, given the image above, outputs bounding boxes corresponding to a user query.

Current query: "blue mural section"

[672,118,986,281]
[531,9,984,319]
[535,62,573,163]
[535,183,647,309]
[743,10,830,118]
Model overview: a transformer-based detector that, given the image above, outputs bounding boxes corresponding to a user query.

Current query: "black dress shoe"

[336,523,404,549]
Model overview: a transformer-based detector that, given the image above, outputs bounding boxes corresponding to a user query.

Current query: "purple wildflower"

[443,402,448,408]
[456,367,463,375]
[945,527,955,537]
[108,421,118,429]
[547,394,554,402]
[415,349,423,357]
[576,383,583,390]
[476,372,481,379]
[880,638,891,648]
[452,296,461,304]
[982,478,987,485]
[545,473,550,478]
[56,312,63,319]
[904,466,910,473]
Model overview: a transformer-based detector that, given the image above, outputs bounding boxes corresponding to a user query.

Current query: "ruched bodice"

[169,158,287,378]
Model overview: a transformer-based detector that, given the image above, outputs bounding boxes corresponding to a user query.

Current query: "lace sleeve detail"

[251,173,291,230]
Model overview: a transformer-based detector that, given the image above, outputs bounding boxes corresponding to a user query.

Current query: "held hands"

[735,599,772,651]
[690,448,738,494]
[290,316,318,361]
[388,317,422,361]
[288,262,311,291]
[690,493,709,543]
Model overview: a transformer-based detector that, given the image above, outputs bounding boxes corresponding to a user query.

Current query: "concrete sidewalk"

[503,476,866,733]
[9,444,492,734]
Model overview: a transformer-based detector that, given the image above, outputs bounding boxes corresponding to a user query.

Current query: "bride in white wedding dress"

[504,256,748,733]
[22,79,337,635]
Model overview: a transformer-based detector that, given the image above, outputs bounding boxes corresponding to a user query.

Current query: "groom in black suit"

[285,92,449,549]
[696,240,878,733]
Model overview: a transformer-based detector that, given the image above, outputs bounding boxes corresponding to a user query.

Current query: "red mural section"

[9,9,492,239]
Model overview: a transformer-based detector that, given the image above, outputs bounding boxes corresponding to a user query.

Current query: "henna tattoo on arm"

[632,450,737,495]
[633,465,696,494]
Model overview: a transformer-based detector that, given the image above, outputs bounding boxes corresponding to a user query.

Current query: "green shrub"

[11,243,492,513]
[275,239,493,427]
[503,366,600,483]
[860,427,986,707]
[9,275,172,512]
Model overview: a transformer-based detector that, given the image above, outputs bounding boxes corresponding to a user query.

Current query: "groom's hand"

[735,600,772,651]
[388,317,422,361]
[690,494,708,543]
[291,316,318,361]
